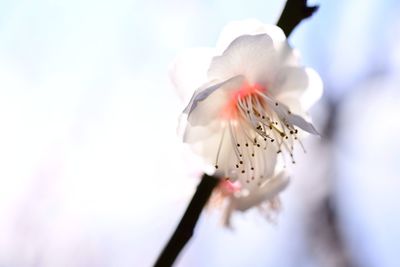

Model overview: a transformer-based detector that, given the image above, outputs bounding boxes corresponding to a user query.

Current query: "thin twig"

[277,0,319,37]
[153,174,220,267]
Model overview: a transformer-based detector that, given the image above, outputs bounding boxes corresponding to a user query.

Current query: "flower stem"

[277,0,319,37]
[153,174,220,267]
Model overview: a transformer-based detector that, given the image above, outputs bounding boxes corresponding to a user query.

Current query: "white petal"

[262,95,319,135]
[233,172,290,212]
[270,66,310,98]
[185,75,244,126]
[183,119,221,144]
[300,68,323,110]
[222,199,235,228]
[187,125,238,177]
[241,150,278,192]
[286,113,319,135]
[263,147,278,178]
[169,47,215,102]
[274,67,323,111]
[272,97,319,135]
[183,80,221,115]
[275,96,306,118]
[208,34,278,85]
[215,19,286,54]
[187,129,223,163]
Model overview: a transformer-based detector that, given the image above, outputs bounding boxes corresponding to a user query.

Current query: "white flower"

[171,19,322,217]
[218,171,290,228]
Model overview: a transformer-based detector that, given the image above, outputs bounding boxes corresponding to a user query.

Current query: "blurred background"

[0,0,400,266]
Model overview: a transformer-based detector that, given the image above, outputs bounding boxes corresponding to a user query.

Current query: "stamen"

[228,121,242,163]
[218,86,309,185]
[214,124,227,169]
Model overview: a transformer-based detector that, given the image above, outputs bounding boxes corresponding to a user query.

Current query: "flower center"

[221,81,266,119]
[214,81,303,187]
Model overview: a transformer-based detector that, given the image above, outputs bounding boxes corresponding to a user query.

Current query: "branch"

[277,0,319,37]
[153,174,220,267]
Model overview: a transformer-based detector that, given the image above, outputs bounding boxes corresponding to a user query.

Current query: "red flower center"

[221,81,266,119]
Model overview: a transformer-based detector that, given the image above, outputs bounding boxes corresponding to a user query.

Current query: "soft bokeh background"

[0,0,399,266]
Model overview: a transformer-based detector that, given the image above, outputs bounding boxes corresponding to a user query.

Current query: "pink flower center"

[221,81,266,119]
[218,179,241,196]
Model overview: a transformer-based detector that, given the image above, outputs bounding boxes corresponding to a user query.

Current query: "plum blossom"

[218,171,290,227]
[171,19,322,220]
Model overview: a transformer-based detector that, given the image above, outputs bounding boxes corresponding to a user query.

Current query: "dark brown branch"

[153,174,220,267]
[277,0,319,37]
